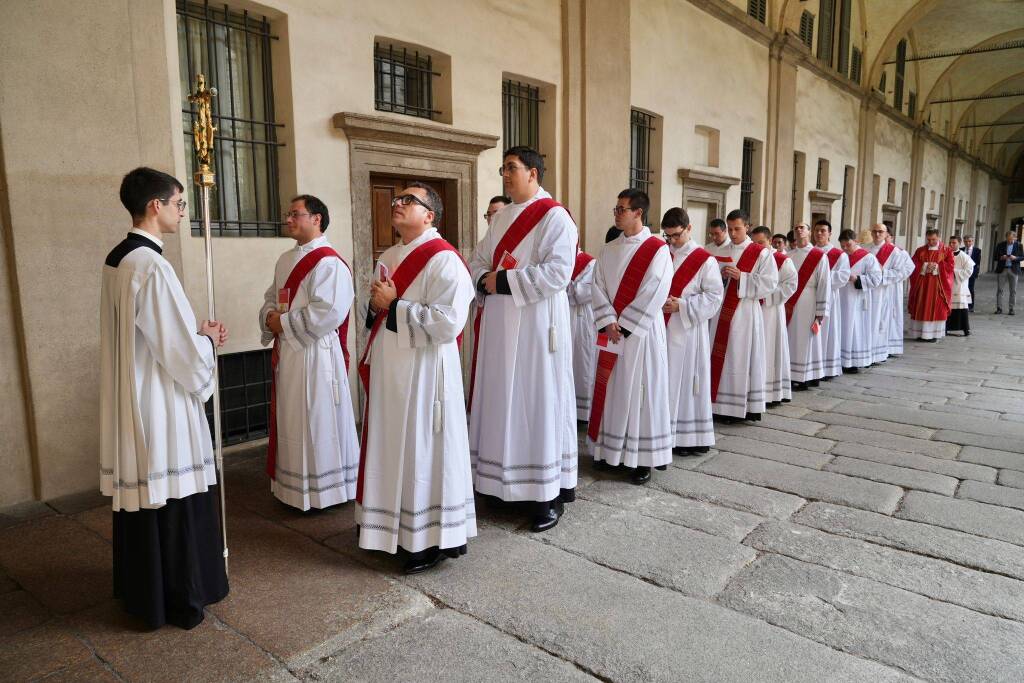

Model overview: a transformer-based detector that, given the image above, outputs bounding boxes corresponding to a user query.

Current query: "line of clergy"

[100,152,970,631]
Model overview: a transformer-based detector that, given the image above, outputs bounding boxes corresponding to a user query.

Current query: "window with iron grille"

[740,139,756,217]
[908,91,917,119]
[204,349,272,445]
[799,12,815,49]
[817,0,834,65]
[630,109,656,200]
[502,79,543,153]
[374,42,440,120]
[817,158,829,191]
[850,47,863,85]
[894,39,907,111]
[841,166,854,231]
[879,71,887,94]
[747,0,766,24]
[835,0,851,76]
[177,1,284,238]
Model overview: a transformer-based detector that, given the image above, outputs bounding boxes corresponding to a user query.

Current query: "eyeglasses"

[484,211,500,220]
[391,194,434,212]
[283,211,313,220]
[612,206,638,215]
[498,164,528,176]
[662,231,685,240]
[160,198,187,211]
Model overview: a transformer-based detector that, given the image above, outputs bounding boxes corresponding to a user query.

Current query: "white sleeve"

[858,257,884,289]
[567,260,596,307]
[258,277,277,347]
[395,253,474,349]
[737,249,779,300]
[506,209,578,307]
[815,257,831,318]
[678,259,724,327]
[280,259,353,352]
[618,247,671,339]
[591,257,616,331]
[766,258,798,306]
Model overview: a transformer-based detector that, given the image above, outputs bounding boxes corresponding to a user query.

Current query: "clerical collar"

[623,226,650,242]
[130,228,164,248]
[928,245,939,251]
[400,227,438,248]
[295,235,328,252]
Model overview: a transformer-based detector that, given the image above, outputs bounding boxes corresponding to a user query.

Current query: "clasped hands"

[602,322,623,343]
[721,265,741,281]
[200,320,228,347]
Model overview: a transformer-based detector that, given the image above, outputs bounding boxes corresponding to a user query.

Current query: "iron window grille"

[799,12,815,50]
[879,71,887,94]
[204,349,272,445]
[177,1,284,238]
[894,39,907,111]
[740,139,755,217]
[908,91,917,119]
[817,0,834,65]
[502,79,543,152]
[630,110,656,222]
[850,47,863,85]
[841,169,852,231]
[816,159,827,190]
[747,0,766,24]
[374,42,441,120]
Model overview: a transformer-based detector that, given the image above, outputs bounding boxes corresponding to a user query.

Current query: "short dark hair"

[119,167,184,220]
[617,188,650,214]
[488,195,512,206]
[292,194,330,232]
[949,235,961,243]
[751,226,772,239]
[726,209,750,224]
[708,218,727,231]
[776,233,790,242]
[925,228,940,237]
[503,146,545,183]
[404,181,444,225]
[813,219,832,231]
[838,229,857,242]
[661,207,690,229]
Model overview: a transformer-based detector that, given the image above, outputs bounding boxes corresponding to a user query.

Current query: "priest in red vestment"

[908,228,955,342]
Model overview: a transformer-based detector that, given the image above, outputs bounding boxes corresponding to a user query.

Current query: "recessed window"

[502,78,543,152]
[799,12,815,50]
[747,0,766,24]
[204,350,272,445]
[630,109,657,197]
[374,41,440,121]
[742,139,760,218]
[176,1,284,237]
[817,159,830,191]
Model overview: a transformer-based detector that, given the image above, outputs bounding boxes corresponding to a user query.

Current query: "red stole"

[785,249,825,325]
[572,251,595,280]
[908,245,954,323]
[848,248,870,268]
[267,247,351,479]
[355,238,465,503]
[588,236,666,442]
[468,198,562,406]
[663,247,713,325]
[710,242,765,403]
[876,242,896,268]
[760,252,788,307]
[826,248,843,269]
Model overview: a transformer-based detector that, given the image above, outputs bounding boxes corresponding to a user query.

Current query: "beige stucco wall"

[921,139,948,216]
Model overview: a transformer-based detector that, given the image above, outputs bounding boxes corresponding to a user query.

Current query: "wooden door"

[369,175,453,264]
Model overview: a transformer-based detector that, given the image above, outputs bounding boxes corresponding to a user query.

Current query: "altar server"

[785,222,830,390]
[945,234,975,337]
[568,246,597,421]
[751,226,796,405]
[812,220,850,379]
[838,229,883,372]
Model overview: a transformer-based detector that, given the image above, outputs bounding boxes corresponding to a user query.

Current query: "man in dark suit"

[964,235,981,312]
[993,230,1023,315]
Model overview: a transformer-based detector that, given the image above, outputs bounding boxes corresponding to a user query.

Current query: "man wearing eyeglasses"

[785,222,831,391]
[483,195,511,227]
[101,167,228,628]
[865,223,914,362]
[356,182,476,574]
[260,195,360,512]
[469,146,578,532]
[752,226,797,406]
[661,208,722,456]
[588,189,672,484]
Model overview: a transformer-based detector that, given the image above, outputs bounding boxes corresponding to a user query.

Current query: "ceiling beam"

[929,91,1024,105]
[883,38,1024,64]
[981,138,1024,145]
[961,119,1024,129]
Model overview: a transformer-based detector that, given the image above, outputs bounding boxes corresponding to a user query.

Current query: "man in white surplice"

[706,211,779,422]
[469,146,578,533]
[568,248,597,421]
[838,229,883,373]
[101,167,228,629]
[786,222,831,390]
[865,225,915,360]
[260,195,359,511]
[589,189,673,485]
[356,182,476,575]
[812,219,850,379]
[751,226,796,405]
[661,208,723,455]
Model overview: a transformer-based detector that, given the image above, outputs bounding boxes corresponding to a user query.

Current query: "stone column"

[942,148,957,237]
[762,34,801,230]
[853,95,881,232]
[907,128,925,248]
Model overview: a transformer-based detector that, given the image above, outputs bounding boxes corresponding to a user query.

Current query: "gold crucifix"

[188,74,218,187]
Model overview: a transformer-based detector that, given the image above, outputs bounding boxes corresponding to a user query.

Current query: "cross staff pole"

[189,74,229,576]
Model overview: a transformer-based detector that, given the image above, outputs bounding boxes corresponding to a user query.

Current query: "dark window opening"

[799,12,815,49]
[630,109,656,202]
[374,42,440,120]
[502,79,543,153]
[204,349,272,445]
[747,0,767,24]
[741,139,756,217]
[894,39,907,111]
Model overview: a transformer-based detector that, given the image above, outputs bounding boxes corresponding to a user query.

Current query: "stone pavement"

[2,274,1023,682]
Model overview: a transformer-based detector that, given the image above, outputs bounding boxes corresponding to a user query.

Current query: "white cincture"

[329,339,341,405]
[433,352,445,434]
[548,296,557,353]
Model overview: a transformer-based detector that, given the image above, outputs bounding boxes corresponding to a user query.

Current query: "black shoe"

[442,544,467,559]
[593,458,611,471]
[745,412,762,422]
[792,382,808,391]
[560,487,576,503]
[655,464,667,471]
[995,309,1003,314]
[964,331,971,336]
[630,467,651,485]
[1010,310,1016,316]
[842,367,860,374]
[404,547,446,574]
[672,446,687,456]
[925,338,937,343]
[808,379,820,387]
[714,415,740,424]
[530,499,563,533]
[690,446,710,454]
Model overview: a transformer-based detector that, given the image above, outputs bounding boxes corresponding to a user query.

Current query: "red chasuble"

[355,238,466,503]
[908,244,955,323]
[663,247,713,325]
[785,249,825,325]
[267,247,351,479]
[710,242,765,403]
[587,236,667,442]
[468,198,562,405]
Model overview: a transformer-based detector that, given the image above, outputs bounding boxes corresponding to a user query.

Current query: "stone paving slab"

[830,399,1024,438]
[948,396,1024,415]
[650,467,806,519]
[957,480,1024,511]
[0,623,95,682]
[815,387,925,408]
[934,429,1024,454]
[829,442,996,482]
[744,521,1024,622]
[753,413,826,436]
[784,392,845,410]
[716,427,834,454]
[959,445,1024,472]
[305,610,598,682]
[0,501,54,530]
[918,402,1005,420]
[405,528,909,683]
[896,491,1024,546]
[799,410,935,439]
[817,424,960,458]
[824,456,957,495]
[713,434,833,467]
[718,553,1024,682]
[765,404,812,418]
[0,589,50,637]
[536,498,756,597]
[793,502,1024,581]
[999,469,1024,489]
[697,453,903,514]
[579,480,763,541]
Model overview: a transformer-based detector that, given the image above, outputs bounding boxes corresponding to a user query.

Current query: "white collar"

[295,234,329,253]
[673,240,696,256]
[622,226,651,243]
[399,227,439,249]
[130,228,163,248]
